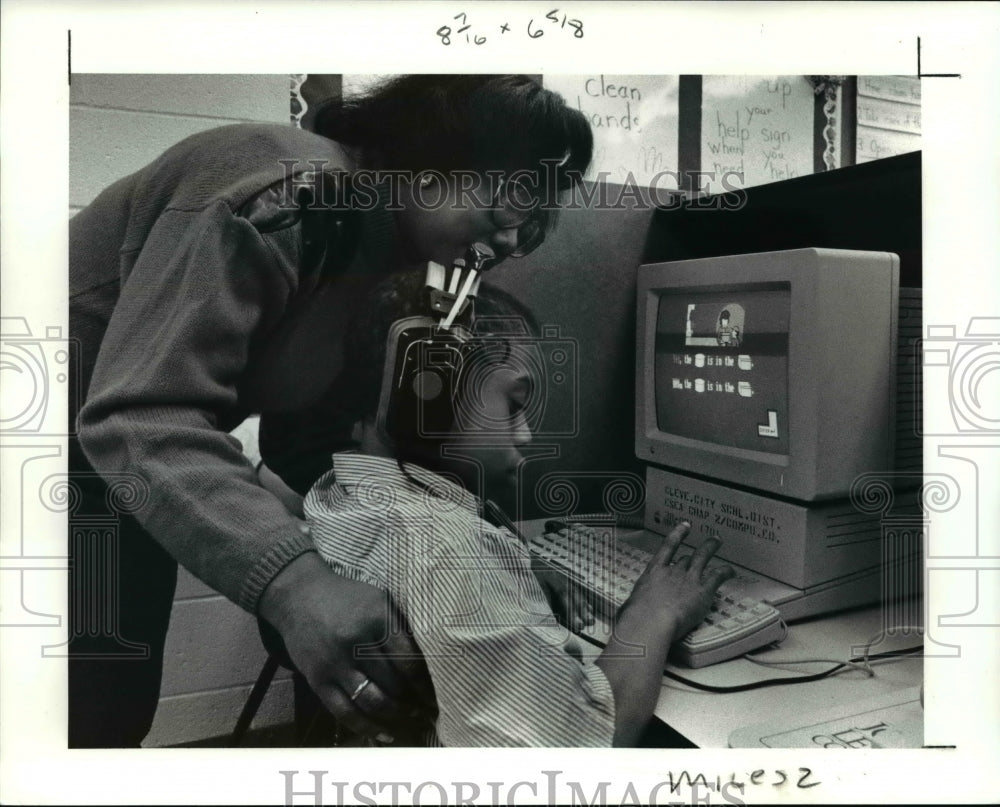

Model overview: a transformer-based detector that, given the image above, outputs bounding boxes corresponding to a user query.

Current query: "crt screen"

[654,285,790,455]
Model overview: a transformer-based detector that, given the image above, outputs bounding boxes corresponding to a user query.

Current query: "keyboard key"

[687,625,725,644]
[528,523,784,667]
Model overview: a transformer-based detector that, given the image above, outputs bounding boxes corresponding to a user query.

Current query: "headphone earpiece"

[377,316,472,450]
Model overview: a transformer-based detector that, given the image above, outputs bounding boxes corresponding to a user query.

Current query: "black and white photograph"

[1,2,998,805]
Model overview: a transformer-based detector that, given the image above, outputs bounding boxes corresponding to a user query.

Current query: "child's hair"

[309,74,592,207]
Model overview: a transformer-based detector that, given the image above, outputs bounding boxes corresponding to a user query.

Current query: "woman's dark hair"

[310,74,592,200]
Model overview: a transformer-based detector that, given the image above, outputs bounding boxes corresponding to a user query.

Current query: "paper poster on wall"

[856,126,922,162]
[857,75,922,104]
[857,95,921,135]
[544,75,680,188]
[701,76,814,189]
[856,76,921,164]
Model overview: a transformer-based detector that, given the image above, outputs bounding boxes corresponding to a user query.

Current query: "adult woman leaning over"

[69,74,592,747]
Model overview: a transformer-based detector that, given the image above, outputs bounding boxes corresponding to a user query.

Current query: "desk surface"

[518,518,923,749]
[653,604,923,748]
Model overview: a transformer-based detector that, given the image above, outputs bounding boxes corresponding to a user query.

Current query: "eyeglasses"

[491,177,548,258]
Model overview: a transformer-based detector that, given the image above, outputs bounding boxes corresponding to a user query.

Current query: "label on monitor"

[644,466,921,589]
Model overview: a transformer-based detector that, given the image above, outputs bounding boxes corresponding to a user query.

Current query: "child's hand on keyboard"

[531,556,596,633]
[624,522,736,639]
[593,521,735,745]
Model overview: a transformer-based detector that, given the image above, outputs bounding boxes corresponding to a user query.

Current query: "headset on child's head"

[376,244,501,452]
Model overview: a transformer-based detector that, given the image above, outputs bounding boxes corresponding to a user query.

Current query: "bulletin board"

[543,74,855,193]
[542,75,680,188]
[291,74,921,192]
[855,75,922,163]
[700,75,817,187]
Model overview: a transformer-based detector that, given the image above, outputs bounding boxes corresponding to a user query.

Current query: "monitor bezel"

[635,248,900,502]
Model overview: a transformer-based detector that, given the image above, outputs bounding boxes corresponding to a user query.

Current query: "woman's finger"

[313,677,397,741]
[367,628,437,713]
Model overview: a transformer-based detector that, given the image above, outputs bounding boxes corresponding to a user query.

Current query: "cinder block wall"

[70,74,295,747]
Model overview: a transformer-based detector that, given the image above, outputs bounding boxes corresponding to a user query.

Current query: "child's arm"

[596,522,734,746]
[530,556,595,633]
[483,501,595,634]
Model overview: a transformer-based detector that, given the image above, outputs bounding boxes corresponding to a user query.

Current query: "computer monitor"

[635,247,901,503]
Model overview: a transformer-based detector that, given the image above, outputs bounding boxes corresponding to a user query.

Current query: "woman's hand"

[258,552,436,741]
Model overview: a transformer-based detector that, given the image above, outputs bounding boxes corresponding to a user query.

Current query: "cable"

[663,643,923,693]
[856,625,924,669]
[746,653,874,677]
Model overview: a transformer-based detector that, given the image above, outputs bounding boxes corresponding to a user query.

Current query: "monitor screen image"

[654,285,790,456]
[635,248,901,502]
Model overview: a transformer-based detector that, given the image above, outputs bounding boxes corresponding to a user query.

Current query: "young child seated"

[302,272,734,746]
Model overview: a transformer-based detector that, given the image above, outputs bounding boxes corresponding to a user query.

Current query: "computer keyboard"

[528,519,786,668]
